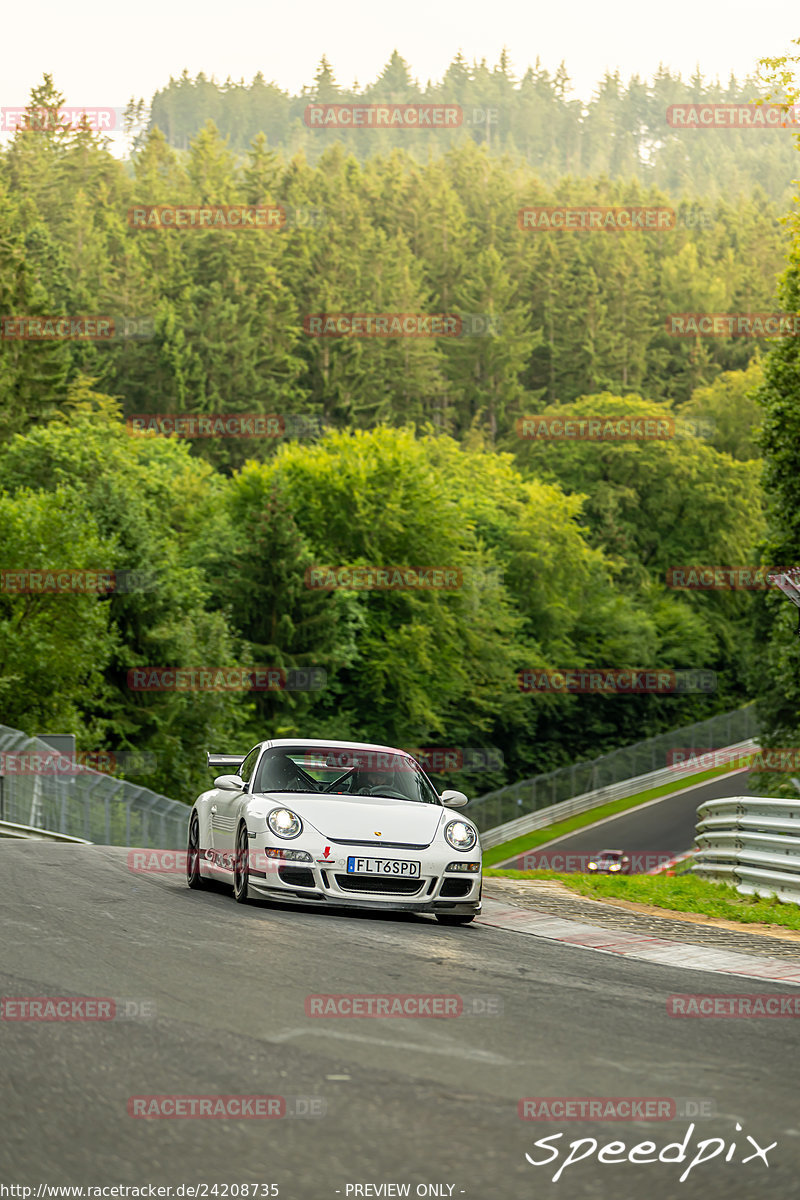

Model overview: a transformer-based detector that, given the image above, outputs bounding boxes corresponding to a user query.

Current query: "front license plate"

[347,857,421,877]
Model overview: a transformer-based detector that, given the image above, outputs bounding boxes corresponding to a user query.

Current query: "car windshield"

[253,745,441,805]
[597,851,621,862]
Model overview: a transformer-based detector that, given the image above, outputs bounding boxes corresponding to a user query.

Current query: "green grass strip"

[481,760,748,867]
[483,867,800,932]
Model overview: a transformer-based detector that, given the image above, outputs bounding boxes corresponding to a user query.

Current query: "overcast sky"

[2,0,798,140]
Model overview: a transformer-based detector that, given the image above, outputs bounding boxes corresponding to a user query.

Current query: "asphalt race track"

[497,768,754,869]
[2,841,799,1200]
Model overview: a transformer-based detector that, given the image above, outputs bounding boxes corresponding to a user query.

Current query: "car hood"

[256,792,446,845]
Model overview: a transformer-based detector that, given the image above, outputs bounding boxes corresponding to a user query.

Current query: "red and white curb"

[476,898,800,985]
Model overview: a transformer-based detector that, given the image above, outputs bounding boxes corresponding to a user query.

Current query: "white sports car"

[186,739,482,925]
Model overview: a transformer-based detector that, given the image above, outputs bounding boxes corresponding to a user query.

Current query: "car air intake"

[439,878,472,898]
[278,867,316,888]
[335,874,423,895]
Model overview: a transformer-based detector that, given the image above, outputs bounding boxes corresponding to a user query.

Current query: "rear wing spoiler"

[207,752,246,772]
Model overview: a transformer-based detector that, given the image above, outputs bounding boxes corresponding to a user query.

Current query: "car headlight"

[609,863,621,872]
[587,861,597,870]
[265,847,312,861]
[267,808,303,839]
[444,819,477,851]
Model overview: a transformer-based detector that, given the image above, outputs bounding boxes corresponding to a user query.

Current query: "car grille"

[439,878,472,898]
[335,874,424,895]
[278,867,316,888]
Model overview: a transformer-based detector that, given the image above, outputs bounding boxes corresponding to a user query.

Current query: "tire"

[436,914,476,926]
[186,811,209,890]
[233,822,251,903]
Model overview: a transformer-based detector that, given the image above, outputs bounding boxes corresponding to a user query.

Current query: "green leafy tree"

[0,382,247,798]
[0,486,115,734]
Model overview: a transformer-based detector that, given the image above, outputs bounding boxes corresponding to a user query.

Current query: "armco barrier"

[478,740,757,852]
[694,796,800,904]
[0,723,187,848]
[468,704,758,834]
[0,819,91,843]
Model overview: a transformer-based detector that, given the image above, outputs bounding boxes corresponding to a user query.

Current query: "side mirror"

[214,774,245,791]
[441,789,468,808]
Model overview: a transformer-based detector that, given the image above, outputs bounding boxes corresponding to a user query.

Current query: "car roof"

[259,738,416,756]
[597,848,624,855]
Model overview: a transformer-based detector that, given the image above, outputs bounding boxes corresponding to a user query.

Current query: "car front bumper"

[233,836,482,913]
[246,884,481,915]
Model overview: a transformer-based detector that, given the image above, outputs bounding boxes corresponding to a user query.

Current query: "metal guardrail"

[694,796,800,904]
[0,819,91,843]
[0,723,188,849]
[468,704,759,833]
[480,740,757,852]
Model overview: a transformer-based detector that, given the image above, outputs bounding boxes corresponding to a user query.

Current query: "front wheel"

[186,812,209,890]
[436,914,476,926]
[233,822,251,903]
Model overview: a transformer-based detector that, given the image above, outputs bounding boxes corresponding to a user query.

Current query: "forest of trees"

[139,53,800,207]
[1,64,798,802]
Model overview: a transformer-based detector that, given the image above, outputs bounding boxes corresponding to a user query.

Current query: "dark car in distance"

[587,849,630,874]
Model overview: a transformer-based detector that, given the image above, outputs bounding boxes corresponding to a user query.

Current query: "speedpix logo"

[525,1121,776,1183]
